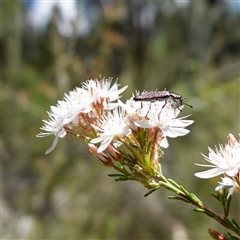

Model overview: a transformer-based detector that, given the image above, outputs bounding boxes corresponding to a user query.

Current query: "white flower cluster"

[195,133,240,196]
[37,78,194,158]
[37,78,127,154]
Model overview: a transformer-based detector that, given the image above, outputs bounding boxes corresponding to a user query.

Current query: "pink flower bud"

[208,228,225,240]
[88,144,113,166]
[106,145,123,161]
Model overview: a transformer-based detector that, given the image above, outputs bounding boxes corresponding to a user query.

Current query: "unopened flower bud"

[88,144,113,166]
[124,115,142,134]
[227,133,239,147]
[106,145,123,161]
[208,228,225,240]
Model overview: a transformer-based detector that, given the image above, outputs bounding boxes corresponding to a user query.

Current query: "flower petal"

[160,137,169,148]
[98,136,113,152]
[194,168,225,179]
[135,120,155,128]
[45,136,59,155]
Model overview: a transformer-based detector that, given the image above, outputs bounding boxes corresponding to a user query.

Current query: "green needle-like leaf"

[193,208,206,213]
[226,194,232,217]
[168,179,181,189]
[144,187,160,197]
[108,173,127,177]
[224,232,240,240]
[211,193,220,202]
[168,196,190,203]
[232,219,240,230]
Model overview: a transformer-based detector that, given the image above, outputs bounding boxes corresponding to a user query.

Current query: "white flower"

[37,102,71,154]
[63,87,93,124]
[37,78,128,154]
[118,99,149,131]
[194,136,240,179]
[215,177,237,196]
[119,98,149,117]
[37,88,92,154]
[134,101,194,148]
[82,78,128,109]
[90,109,131,152]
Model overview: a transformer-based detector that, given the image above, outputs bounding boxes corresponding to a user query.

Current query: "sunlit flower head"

[215,177,240,197]
[90,108,131,152]
[134,101,194,148]
[37,78,128,154]
[82,78,128,109]
[195,133,240,179]
[37,101,72,154]
[63,87,93,125]
[118,99,148,132]
[37,87,95,153]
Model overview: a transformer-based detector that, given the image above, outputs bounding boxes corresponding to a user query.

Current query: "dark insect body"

[133,89,193,111]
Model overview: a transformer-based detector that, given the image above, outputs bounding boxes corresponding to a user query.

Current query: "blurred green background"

[1,1,239,239]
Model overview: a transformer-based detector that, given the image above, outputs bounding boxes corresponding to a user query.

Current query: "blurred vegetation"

[1,1,239,239]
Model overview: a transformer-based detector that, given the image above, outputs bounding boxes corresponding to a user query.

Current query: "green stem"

[155,175,240,236]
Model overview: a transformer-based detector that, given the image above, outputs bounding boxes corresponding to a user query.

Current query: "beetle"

[133,89,192,115]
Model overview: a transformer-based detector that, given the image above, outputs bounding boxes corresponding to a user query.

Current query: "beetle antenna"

[184,102,193,108]
[183,97,193,108]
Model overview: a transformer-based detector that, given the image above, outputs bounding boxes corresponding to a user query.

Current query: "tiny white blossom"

[82,78,128,109]
[90,109,131,152]
[63,87,93,124]
[119,98,150,117]
[118,99,149,131]
[195,136,240,179]
[37,78,128,154]
[37,102,71,154]
[134,102,194,148]
[37,88,92,154]
[215,177,237,197]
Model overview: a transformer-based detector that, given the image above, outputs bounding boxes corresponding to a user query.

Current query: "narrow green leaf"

[224,232,240,240]
[193,208,205,213]
[160,181,178,192]
[146,139,152,153]
[142,129,147,146]
[226,194,232,217]
[224,217,240,233]
[193,208,215,219]
[179,185,191,196]
[189,193,202,204]
[168,196,190,203]
[224,216,233,226]
[232,219,240,230]
[144,187,160,197]
[115,177,129,181]
[168,179,180,189]
[108,174,126,177]
[211,193,220,202]
[158,174,168,182]
[117,162,124,169]
[129,142,140,150]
